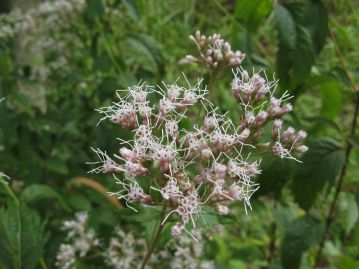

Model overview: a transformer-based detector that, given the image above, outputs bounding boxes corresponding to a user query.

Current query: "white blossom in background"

[89,33,307,241]
[56,214,214,269]
[164,229,215,269]
[105,227,150,269]
[56,212,99,269]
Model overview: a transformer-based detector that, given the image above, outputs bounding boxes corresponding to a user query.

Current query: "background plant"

[0,0,358,268]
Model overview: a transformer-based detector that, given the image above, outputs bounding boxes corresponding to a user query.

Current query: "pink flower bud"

[214,163,227,179]
[296,145,308,153]
[216,204,229,215]
[272,119,282,140]
[120,148,139,163]
[278,103,293,116]
[238,128,250,142]
[282,127,295,143]
[255,111,268,126]
[228,183,243,200]
[295,130,307,142]
[171,222,184,236]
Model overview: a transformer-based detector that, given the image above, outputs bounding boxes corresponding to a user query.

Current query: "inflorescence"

[89,31,308,241]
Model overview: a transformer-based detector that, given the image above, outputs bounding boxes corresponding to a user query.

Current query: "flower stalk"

[314,29,359,268]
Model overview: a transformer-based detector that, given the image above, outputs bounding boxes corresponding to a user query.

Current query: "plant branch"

[314,29,359,268]
[140,206,167,269]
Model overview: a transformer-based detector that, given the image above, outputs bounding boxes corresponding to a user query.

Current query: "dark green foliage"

[280,215,324,269]
[20,184,71,212]
[292,138,345,210]
[0,202,47,269]
[0,0,358,268]
[275,0,328,89]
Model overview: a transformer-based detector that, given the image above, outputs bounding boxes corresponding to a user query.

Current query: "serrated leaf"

[20,184,71,212]
[0,202,47,269]
[275,1,328,89]
[292,137,345,210]
[280,215,324,269]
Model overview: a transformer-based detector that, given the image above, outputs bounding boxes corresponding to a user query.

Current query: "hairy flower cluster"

[89,31,308,240]
[56,212,99,269]
[180,30,245,69]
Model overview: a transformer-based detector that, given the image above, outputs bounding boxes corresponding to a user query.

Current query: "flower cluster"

[105,228,149,269]
[161,229,215,269]
[180,30,245,69]
[0,0,85,39]
[56,212,214,269]
[90,41,307,241]
[56,212,99,269]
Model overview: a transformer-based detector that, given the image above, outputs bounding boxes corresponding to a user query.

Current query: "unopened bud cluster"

[181,30,245,69]
[89,31,308,240]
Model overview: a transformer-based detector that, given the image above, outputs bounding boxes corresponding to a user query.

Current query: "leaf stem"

[314,29,359,268]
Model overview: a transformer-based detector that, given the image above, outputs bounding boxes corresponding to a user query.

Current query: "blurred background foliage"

[0,0,359,268]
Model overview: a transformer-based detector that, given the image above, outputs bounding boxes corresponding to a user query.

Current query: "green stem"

[313,29,359,268]
[39,258,48,269]
[0,179,19,205]
[140,207,167,269]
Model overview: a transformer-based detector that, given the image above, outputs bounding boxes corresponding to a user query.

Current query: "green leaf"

[302,0,329,54]
[118,205,163,222]
[256,155,295,197]
[320,82,342,120]
[44,158,69,175]
[275,1,328,89]
[20,184,71,212]
[336,255,359,269]
[235,0,273,32]
[292,25,315,86]
[126,33,165,76]
[275,4,296,88]
[292,137,345,210]
[68,194,92,211]
[344,194,359,235]
[85,0,105,21]
[0,202,47,269]
[280,215,324,269]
